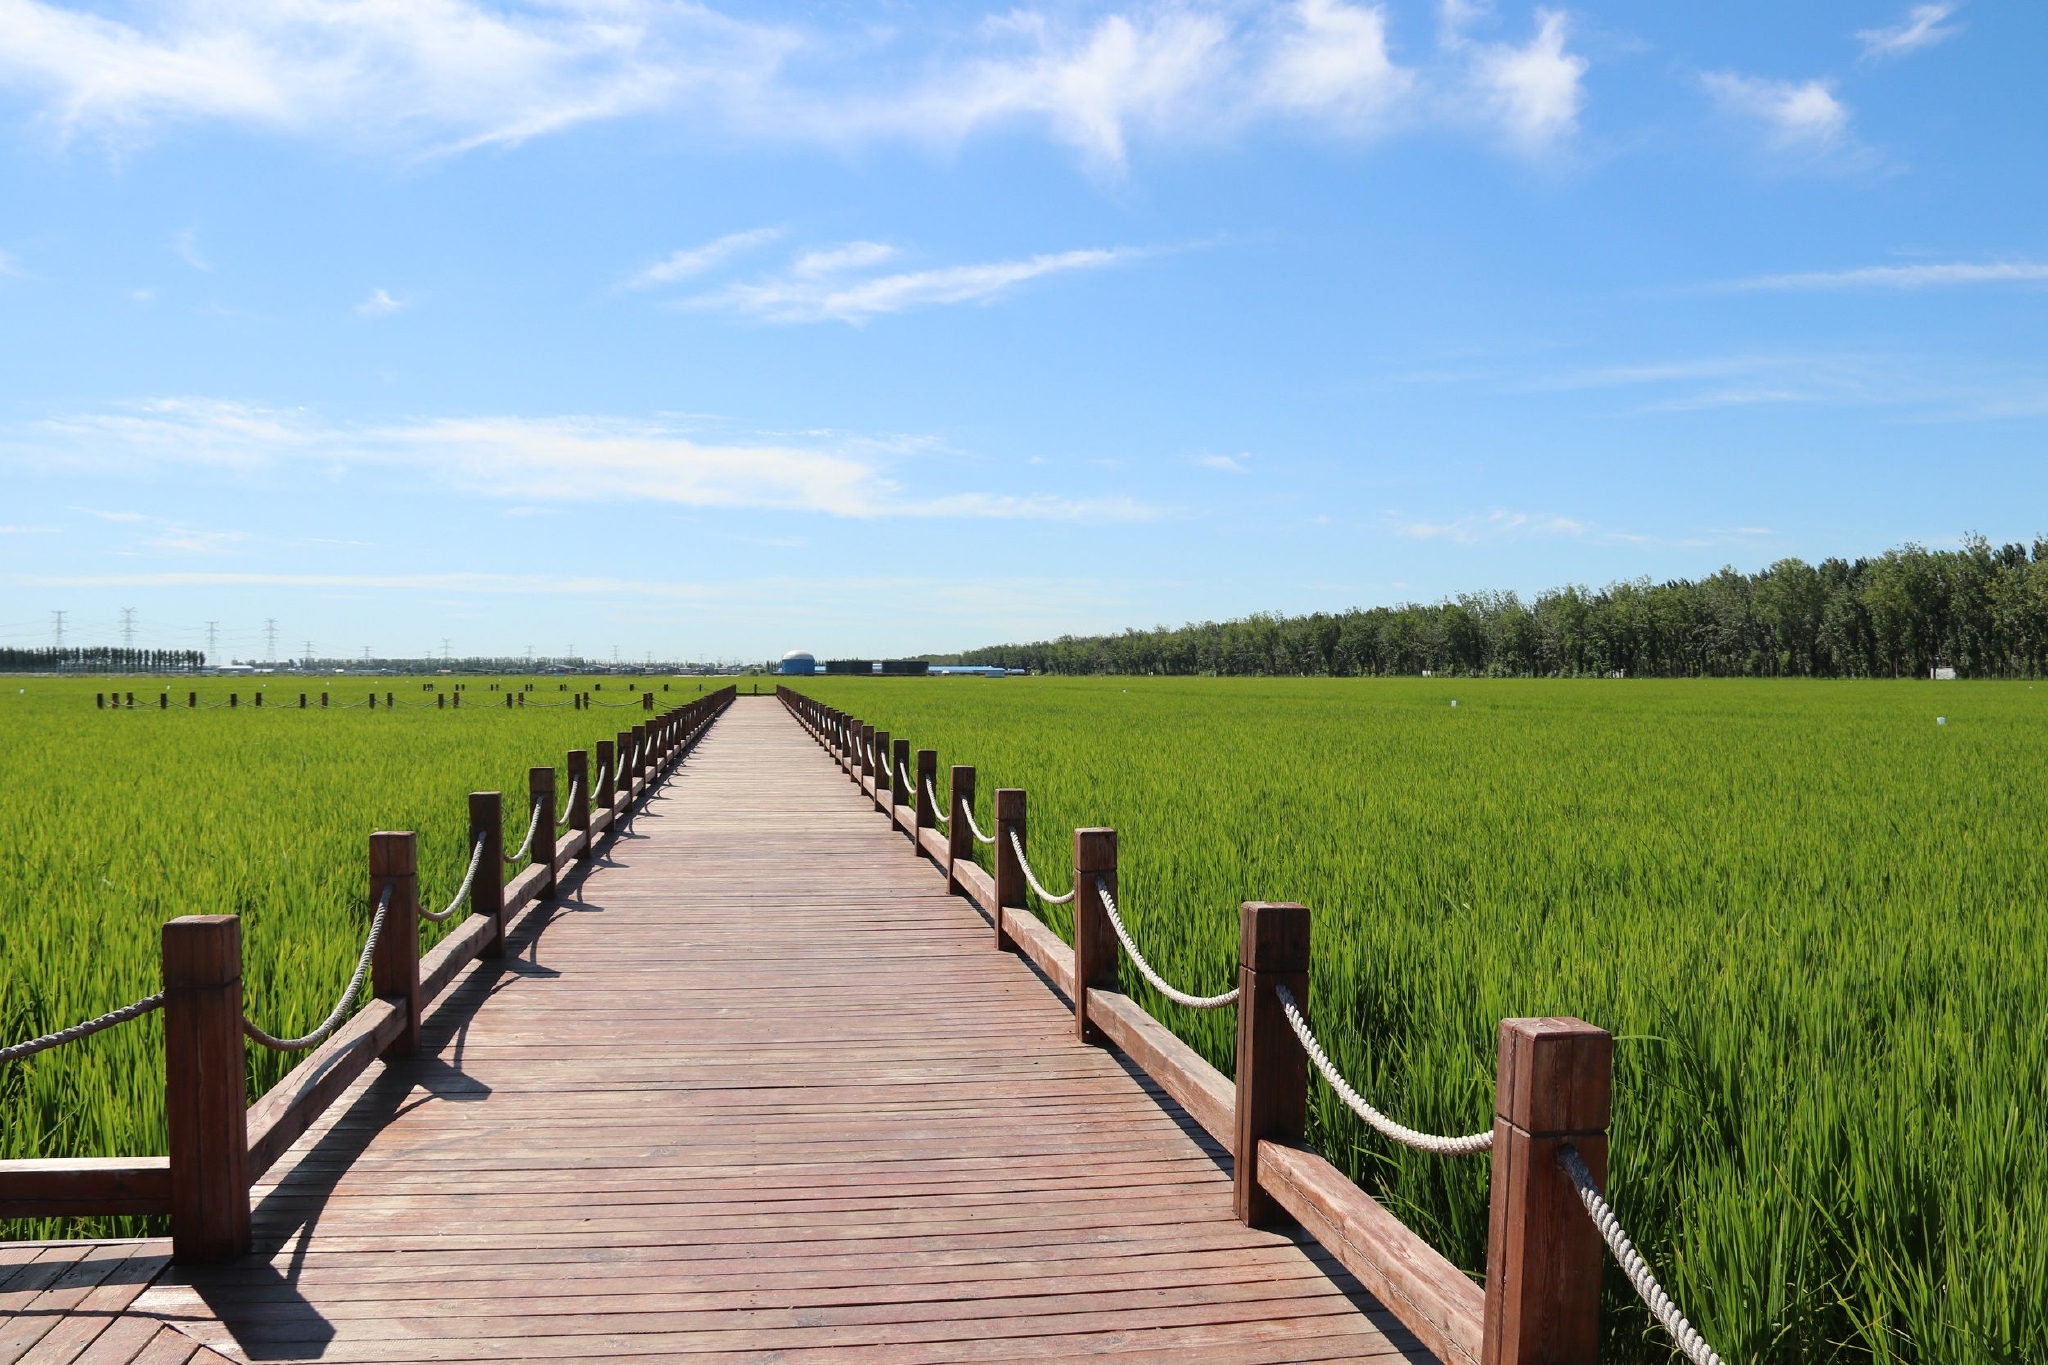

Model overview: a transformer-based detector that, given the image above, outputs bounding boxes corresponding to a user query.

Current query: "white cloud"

[1702,72,1850,153]
[172,227,210,271]
[0,250,21,278]
[1467,8,1585,151]
[789,242,897,278]
[1857,4,1962,60]
[9,399,1163,521]
[0,523,59,533]
[1438,0,1493,49]
[355,288,407,317]
[1391,509,1590,542]
[1715,259,2048,291]
[693,245,1144,324]
[0,1,1586,168]
[1193,453,1246,472]
[625,227,781,290]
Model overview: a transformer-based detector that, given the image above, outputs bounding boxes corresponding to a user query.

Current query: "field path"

[7,696,1427,1363]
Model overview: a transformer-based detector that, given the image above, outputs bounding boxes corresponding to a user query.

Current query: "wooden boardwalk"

[5,697,1429,1364]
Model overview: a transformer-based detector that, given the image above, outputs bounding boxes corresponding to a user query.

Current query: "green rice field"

[3,673,2040,1363]
[787,675,2046,1365]
[0,674,725,1242]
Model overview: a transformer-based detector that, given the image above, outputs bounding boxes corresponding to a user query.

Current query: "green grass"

[787,675,2047,1365]
[0,674,712,1241]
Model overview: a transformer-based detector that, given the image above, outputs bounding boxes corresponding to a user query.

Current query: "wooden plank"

[1259,1139,1484,1365]
[502,862,548,917]
[999,906,1076,997]
[0,1161,170,1220]
[244,1000,404,1179]
[418,913,495,1007]
[1085,990,1235,1149]
[916,827,948,864]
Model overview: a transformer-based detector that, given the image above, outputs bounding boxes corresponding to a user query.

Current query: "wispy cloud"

[692,245,1146,324]
[0,524,59,533]
[1702,72,1850,155]
[0,250,21,278]
[172,227,210,272]
[355,288,407,317]
[1857,4,1962,60]
[1389,509,1591,543]
[625,227,782,289]
[9,399,1164,522]
[1193,453,1247,473]
[1714,259,2048,292]
[0,0,1588,169]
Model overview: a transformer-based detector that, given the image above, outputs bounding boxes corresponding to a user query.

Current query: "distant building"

[824,659,872,676]
[779,650,817,676]
[879,659,929,676]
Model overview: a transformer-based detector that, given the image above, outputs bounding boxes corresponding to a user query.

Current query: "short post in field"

[1480,1017,1613,1365]
[229,693,237,708]
[530,767,558,899]
[438,694,445,709]
[872,730,892,812]
[890,738,911,825]
[1233,901,1310,1226]
[596,739,616,811]
[369,832,421,1057]
[993,789,1026,952]
[470,792,505,957]
[189,692,196,707]
[914,749,937,832]
[163,913,250,1263]
[299,693,306,708]
[1072,829,1118,1044]
[946,765,976,896]
[568,749,591,863]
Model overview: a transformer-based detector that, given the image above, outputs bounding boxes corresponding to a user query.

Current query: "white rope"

[244,885,390,1053]
[503,797,543,864]
[1008,828,1076,905]
[1275,984,1495,1156]
[1094,877,1238,1009]
[1560,1145,1727,1365]
[925,778,949,825]
[963,802,995,845]
[419,834,487,925]
[555,778,581,828]
[1,993,166,1064]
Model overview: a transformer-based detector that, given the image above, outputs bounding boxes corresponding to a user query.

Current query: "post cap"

[1239,901,1310,974]
[1074,827,1117,872]
[1494,1016,1612,1135]
[995,788,1026,819]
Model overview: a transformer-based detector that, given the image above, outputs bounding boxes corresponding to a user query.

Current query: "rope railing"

[963,802,995,844]
[554,779,581,828]
[1560,1145,1727,1365]
[243,885,390,1053]
[1008,828,1076,905]
[419,834,488,925]
[1275,983,1494,1156]
[1094,877,1238,1010]
[504,797,543,864]
[925,778,949,825]
[0,993,166,1065]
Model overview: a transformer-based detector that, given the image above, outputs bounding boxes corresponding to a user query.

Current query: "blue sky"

[0,0,2041,663]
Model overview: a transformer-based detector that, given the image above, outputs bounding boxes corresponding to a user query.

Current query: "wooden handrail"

[774,683,1613,1365]
[0,684,738,1254]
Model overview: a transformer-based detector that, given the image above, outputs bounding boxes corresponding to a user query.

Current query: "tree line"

[928,537,2048,679]
[0,647,207,674]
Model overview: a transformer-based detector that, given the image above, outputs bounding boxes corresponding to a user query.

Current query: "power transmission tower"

[525,645,534,669]
[303,640,313,667]
[362,645,372,665]
[205,621,219,663]
[51,610,65,650]
[120,607,137,648]
[442,638,451,664]
[264,618,278,663]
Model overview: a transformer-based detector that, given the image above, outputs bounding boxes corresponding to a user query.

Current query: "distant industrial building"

[778,651,816,676]
[824,658,871,676]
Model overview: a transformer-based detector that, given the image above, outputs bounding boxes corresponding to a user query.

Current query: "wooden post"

[229,693,237,708]
[632,724,649,783]
[1480,1018,1613,1365]
[596,739,616,811]
[1072,829,1118,1044]
[299,693,307,708]
[890,738,911,826]
[369,832,421,1057]
[1233,901,1310,1226]
[873,730,892,812]
[530,767,557,900]
[914,749,937,832]
[162,914,249,1263]
[470,793,504,958]
[189,692,196,707]
[616,730,635,802]
[994,789,1025,952]
[946,765,976,896]
[568,749,591,862]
